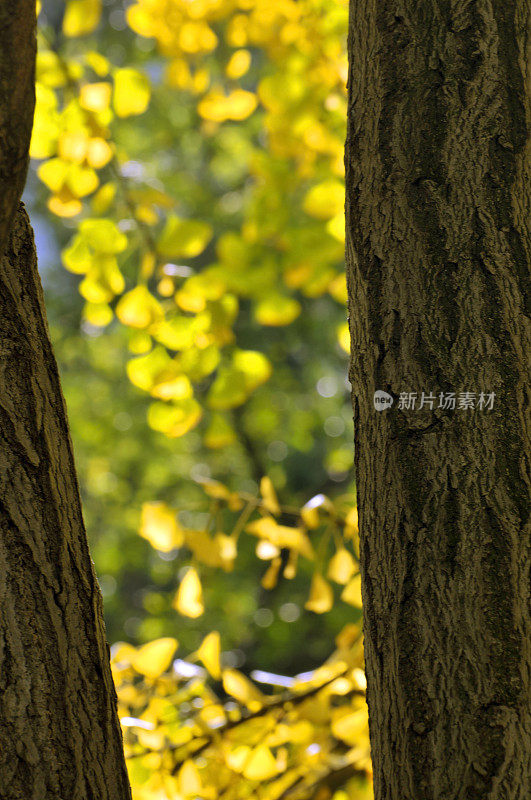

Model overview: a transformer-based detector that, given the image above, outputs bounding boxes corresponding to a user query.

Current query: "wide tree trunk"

[345,2,530,799]
[0,207,132,799]
[0,4,131,799]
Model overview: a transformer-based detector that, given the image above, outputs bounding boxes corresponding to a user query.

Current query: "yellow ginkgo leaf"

[63,0,101,37]
[341,573,363,608]
[331,706,369,746]
[48,193,82,218]
[116,286,163,329]
[246,517,314,560]
[148,398,202,438]
[328,273,348,304]
[83,301,112,327]
[226,49,251,79]
[303,180,345,220]
[79,82,111,112]
[63,236,94,275]
[79,218,128,253]
[178,759,202,797]
[85,51,110,77]
[260,476,281,516]
[226,744,251,773]
[222,669,263,710]
[300,493,334,529]
[174,568,204,618]
[215,533,237,568]
[140,502,184,552]
[58,131,88,164]
[157,215,213,259]
[207,350,272,410]
[198,89,257,122]
[345,507,359,536]
[254,294,301,327]
[133,637,178,678]
[38,158,69,192]
[327,548,356,585]
[86,138,113,168]
[113,68,151,117]
[337,322,350,354]
[243,745,279,781]
[327,211,346,242]
[196,631,221,680]
[305,573,333,614]
[179,21,217,54]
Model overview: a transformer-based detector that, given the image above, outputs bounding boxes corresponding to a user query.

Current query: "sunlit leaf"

[208,350,271,410]
[337,322,350,353]
[303,180,344,220]
[198,89,257,122]
[58,131,88,164]
[226,49,251,79]
[243,745,279,781]
[222,669,263,710]
[345,506,359,536]
[113,68,151,117]
[341,573,363,607]
[38,158,69,193]
[79,218,128,253]
[225,744,251,773]
[260,476,281,516]
[183,529,224,568]
[326,211,346,242]
[63,0,101,37]
[133,637,178,678]
[85,51,110,76]
[157,215,213,259]
[178,759,202,796]
[116,286,163,329]
[254,294,301,327]
[331,705,369,746]
[247,517,314,559]
[327,548,356,585]
[174,567,204,618]
[140,502,184,552]
[300,494,334,529]
[86,138,113,168]
[196,631,221,680]
[84,301,113,327]
[80,82,112,112]
[148,398,202,438]
[47,193,82,218]
[305,573,333,613]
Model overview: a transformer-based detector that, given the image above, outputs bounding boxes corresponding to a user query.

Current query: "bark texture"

[345,2,530,798]
[0,206,132,800]
[0,1,36,254]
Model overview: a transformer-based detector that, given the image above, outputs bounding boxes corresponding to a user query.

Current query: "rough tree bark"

[0,4,132,799]
[345,2,530,799]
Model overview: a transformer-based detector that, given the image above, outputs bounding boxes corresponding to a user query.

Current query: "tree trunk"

[0,4,131,799]
[345,2,530,799]
[0,207,132,800]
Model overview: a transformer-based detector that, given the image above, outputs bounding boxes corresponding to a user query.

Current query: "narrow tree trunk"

[0,206,132,799]
[345,2,530,799]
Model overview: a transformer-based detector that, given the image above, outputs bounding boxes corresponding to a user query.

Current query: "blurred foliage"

[28,0,371,797]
